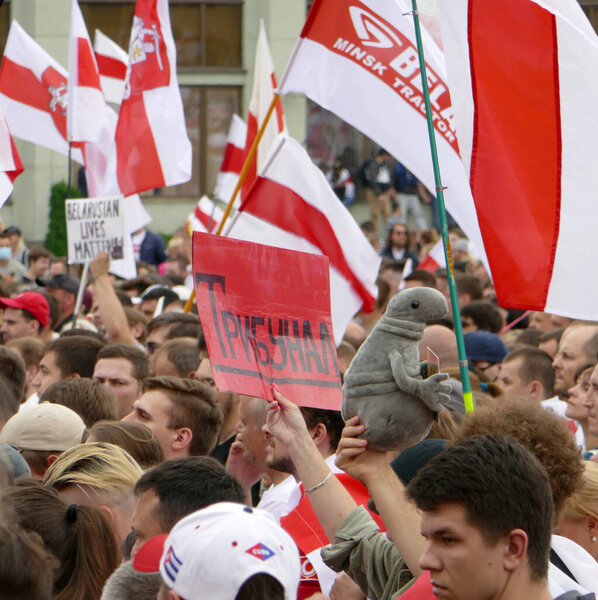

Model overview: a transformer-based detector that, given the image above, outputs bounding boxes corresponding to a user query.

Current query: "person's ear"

[172,427,192,452]
[310,423,328,447]
[586,515,598,540]
[98,503,115,526]
[528,380,542,400]
[503,529,527,572]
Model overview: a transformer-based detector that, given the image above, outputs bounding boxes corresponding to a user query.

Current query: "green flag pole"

[409,0,474,412]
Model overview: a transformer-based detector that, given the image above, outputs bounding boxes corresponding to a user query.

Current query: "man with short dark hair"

[497,347,556,401]
[137,286,183,324]
[94,343,149,418]
[406,434,557,600]
[24,246,51,283]
[123,376,223,459]
[153,338,199,379]
[0,292,49,341]
[130,456,245,555]
[37,273,96,332]
[31,335,104,395]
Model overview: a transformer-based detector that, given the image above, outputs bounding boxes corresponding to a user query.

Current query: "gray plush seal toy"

[342,286,452,451]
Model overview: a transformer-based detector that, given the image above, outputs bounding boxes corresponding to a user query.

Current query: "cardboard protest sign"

[66,195,125,263]
[193,231,342,409]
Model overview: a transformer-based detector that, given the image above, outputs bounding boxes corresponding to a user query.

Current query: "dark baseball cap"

[0,292,50,327]
[36,273,80,296]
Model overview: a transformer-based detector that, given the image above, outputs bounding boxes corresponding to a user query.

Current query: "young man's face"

[418,502,509,600]
[31,350,64,395]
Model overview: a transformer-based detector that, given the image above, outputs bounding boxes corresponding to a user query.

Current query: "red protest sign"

[193,232,341,409]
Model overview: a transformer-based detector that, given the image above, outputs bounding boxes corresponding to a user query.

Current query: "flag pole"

[67,142,73,198]
[409,0,474,412]
[184,93,281,313]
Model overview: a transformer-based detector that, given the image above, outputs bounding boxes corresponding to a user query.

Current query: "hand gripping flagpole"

[408,0,474,412]
[184,94,280,313]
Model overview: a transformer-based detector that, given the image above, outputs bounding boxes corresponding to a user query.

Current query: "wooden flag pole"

[184,93,280,313]
[410,0,474,412]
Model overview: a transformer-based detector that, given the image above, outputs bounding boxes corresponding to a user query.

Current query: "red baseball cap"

[0,292,50,328]
[133,534,168,573]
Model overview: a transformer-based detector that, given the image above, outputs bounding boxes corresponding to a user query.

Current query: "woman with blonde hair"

[556,460,598,561]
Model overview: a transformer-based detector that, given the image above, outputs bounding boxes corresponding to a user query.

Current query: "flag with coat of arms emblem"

[112,0,192,196]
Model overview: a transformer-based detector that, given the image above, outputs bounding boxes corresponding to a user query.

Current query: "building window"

[79,1,242,68]
[154,85,241,198]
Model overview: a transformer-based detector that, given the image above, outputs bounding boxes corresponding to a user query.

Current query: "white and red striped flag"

[240,20,286,201]
[438,0,598,318]
[68,0,107,142]
[0,21,83,161]
[113,0,192,196]
[213,114,246,206]
[418,239,446,274]
[277,0,486,266]
[94,29,128,104]
[0,113,24,206]
[188,195,223,233]
[228,134,380,344]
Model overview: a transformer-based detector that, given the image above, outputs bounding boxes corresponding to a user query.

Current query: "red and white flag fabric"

[277,0,485,264]
[68,0,107,142]
[0,21,83,162]
[418,239,446,273]
[213,114,246,206]
[0,112,24,206]
[113,0,192,196]
[94,29,128,104]
[188,195,223,233]
[241,20,286,200]
[228,134,380,344]
[438,0,598,318]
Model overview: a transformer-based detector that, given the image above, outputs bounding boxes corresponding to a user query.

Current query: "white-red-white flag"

[68,0,107,142]
[438,0,598,319]
[0,21,83,162]
[94,29,128,104]
[228,134,380,344]
[277,0,485,263]
[241,20,286,200]
[418,239,446,274]
[113,0,192,196]
[188,195,223,233]
[213,114,246,206]
[0,112,24,206]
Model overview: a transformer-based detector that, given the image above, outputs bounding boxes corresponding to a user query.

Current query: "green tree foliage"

[45,181,81,257]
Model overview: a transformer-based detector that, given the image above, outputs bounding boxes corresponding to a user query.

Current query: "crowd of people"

[0,210,595,600]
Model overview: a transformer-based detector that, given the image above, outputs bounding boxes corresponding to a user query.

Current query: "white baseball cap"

[159,502,300,600]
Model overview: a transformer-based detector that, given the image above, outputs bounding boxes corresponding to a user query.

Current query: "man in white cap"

[155,502,300,600]
[0,402,85,477]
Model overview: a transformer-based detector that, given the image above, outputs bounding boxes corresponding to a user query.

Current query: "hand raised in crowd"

[329,572,367,600]
[262,385,311,448]
[335,416,389,487]
[89,250,110,279]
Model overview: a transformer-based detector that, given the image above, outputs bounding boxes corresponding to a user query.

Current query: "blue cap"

[464,331,508,363]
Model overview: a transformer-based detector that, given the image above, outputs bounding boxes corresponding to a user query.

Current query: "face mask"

[0,247,12,260]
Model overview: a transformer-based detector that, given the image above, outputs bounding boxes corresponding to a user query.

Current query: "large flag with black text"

[277,0,485,263]
[113,0,192,196]
[228,134,380,344]
[438,0,598,318]
[68,0,107,143]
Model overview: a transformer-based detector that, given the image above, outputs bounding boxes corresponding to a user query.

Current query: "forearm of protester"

[90,251,137,346]
[266,389,358,540]
[335,419,425,577]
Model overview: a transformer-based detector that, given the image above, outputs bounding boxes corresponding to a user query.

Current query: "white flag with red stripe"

[113,0,192,196]
[277,0,486,264]
[68,0,107,142]
[188,196,222,233]
[228,134,380,344]
[0,21,83,162]
[241,21,286,200]
[0,112,24,205]
[94,29,128,104]
[213,114,246,206]
[418,239,446,274]
[438,0,598,319]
